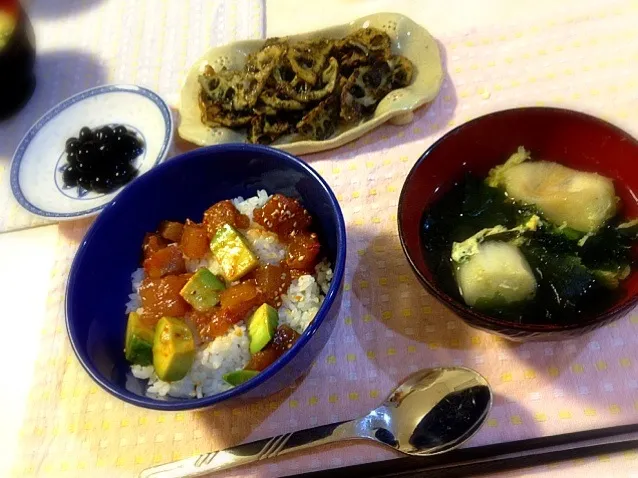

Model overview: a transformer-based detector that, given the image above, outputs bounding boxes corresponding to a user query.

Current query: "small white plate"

[10,84,173,220]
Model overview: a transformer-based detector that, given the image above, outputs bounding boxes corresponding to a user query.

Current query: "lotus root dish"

[197,27,414,144]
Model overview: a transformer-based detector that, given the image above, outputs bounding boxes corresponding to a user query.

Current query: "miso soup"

[421,147,638,325]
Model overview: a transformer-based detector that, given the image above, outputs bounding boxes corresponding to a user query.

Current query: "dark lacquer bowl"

[398,107,638,341]
[66,144,346,410]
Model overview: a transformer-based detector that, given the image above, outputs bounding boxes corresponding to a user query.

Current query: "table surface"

[3,1,638,477]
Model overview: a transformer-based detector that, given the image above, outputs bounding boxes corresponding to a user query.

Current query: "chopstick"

[298,424,638,478]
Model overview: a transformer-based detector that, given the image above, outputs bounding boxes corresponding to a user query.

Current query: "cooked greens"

[421,148,635,324]
[198,27,414,144]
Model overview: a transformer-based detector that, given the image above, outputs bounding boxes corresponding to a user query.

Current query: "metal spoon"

[140,366,492,478]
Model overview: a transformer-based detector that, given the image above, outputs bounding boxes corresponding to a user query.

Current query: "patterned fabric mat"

[11,0,638,477]
[0,0,263,232]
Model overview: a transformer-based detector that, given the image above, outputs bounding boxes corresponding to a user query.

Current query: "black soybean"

[76,144,97,172]
[112,162,135,185]
[62,165,80,187]
[65,138,80,154]
[62,125,143,193]
[67,150,78,165]
[91,175,113,193]
[79,127,93,142]
[96,126,113,142]
[98,142,113,159]
[77,175,93,190]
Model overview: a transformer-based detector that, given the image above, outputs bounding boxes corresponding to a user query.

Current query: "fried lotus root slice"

[248,115,291,144]
[262,37,288,48]
[246,42,287,73]
[333,27,392,69]
[199,92,252,128]
[296,93,340,141]
[350,27,392,56]
[259,88,306,111]
[286,39,333,86]
[389,55,414,88]
[198,65,249,111]
[340,60,394,123]
[272,56,302,88]
[284,57,339,103]
[243,43,286,107]
[252,103,279,116]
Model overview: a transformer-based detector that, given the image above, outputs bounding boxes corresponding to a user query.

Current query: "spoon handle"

[138,420,358,478]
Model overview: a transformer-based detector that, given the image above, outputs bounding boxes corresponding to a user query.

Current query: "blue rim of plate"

[10,84,174,219]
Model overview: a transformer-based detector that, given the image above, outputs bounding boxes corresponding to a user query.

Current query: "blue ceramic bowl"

[66,144,346,411]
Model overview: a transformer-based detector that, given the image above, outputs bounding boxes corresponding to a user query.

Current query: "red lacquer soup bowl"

[398,107,638,341]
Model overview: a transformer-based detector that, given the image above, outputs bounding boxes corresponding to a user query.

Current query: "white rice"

[315,260,334,295]
[124,268,145,313]
[243,228,286,264]
[278,262,331,334]
[126,191,333,399]
[232,189,270,218]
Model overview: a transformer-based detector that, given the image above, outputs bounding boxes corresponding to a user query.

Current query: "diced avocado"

[223,369,259,386]
[125,312,154,366]
[152,316,196,382]
[210,224,259,282]
[179,267,225,311]
[247,303,278,354]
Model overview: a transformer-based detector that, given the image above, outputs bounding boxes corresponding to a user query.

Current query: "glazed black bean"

[65,138,80,154]
[79,126,93,141]
[77,175,93,190]
[95,126,114,142]
[62,164,80,187]
[61,124,143,194]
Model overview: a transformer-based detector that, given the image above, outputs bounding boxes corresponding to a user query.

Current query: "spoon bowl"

[140,366,492,477]
[361,367,492,456]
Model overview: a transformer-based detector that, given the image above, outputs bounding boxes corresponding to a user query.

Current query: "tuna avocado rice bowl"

[124,190,333,399]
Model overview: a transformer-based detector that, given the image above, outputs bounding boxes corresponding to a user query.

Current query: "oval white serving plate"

[10,84,173,220]
[178,12,443,156]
